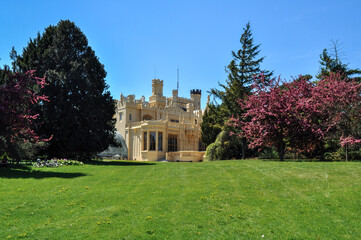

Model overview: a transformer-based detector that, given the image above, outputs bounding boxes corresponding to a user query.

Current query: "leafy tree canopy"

[14,20,115,160]
[230,73,361,161]
[0,68,50,160]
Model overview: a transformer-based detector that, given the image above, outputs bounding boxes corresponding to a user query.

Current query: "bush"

[258,147,279,159]
[324,146,361,161]
[204,142,221,161]
[204,130,243,161]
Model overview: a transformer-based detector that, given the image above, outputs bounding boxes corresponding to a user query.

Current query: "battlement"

[152,79,163,85]
[190,89,201,95]
[152,79,163,96]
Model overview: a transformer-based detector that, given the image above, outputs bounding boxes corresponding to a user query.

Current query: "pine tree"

[208,22,272,159]
[14,20,115,160]
[201,103,223,147]
[317,41,361,80]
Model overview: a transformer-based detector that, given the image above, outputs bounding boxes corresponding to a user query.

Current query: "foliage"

[204,142,219,161]
[0,160,360,239]
[207,22,272,159]
[229,75,319,161]
[315,74,361,160]
[204,130,243,161]
[229,73,361,161]
[316,42,361,80]
[0,68,50,160]
[14,20,115,160]
[201,104,223,147]
[15,141,49,161]
[258,147,279,159]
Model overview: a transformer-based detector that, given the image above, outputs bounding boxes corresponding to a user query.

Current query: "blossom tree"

[313,73,361,160]
[0,69,50,161]
[229,75,325,161]
[229,73,361,161]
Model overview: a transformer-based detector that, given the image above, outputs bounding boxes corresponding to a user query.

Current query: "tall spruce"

[317,42,361,80]
[209,22,272,159]
[14,20,115,160]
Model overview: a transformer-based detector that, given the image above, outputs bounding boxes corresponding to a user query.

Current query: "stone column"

[163,131,166,153]
[147,130,150,151]
[141,131,144,151]
[155,131,159,152]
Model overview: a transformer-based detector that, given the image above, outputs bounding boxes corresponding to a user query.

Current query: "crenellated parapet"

[190,89,201,95]
[152,79,163,96]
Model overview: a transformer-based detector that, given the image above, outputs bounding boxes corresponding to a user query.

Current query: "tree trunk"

[278,140,285,161]
[279,147,284,161]
[319,142,325,161]
[345,145,348,162]
[241,137,247,159]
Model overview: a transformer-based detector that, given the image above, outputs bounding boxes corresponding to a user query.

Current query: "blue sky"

[1,0,361,108]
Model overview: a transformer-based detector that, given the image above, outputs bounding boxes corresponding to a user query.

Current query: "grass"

[0,160,360,239]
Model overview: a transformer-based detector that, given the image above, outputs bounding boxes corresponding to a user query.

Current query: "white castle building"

[115,79,205,161]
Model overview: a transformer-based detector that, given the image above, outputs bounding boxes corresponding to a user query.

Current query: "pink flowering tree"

[228,75,325,161]
[0,69,51,161]
[229,73,361,161]
[313,73,361,161]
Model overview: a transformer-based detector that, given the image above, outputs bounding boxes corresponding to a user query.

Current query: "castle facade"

[115,79,205,161]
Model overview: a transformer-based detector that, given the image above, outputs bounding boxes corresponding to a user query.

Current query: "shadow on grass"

[0,165,87,179]
[85,160,156,166]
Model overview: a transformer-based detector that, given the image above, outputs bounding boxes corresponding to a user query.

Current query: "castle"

[115,79,205,161]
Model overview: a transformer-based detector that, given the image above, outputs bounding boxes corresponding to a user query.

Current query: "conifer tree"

[14,20,115,160]
[208,22,272,159]
[201,103,222,147]
[317,41,361,80]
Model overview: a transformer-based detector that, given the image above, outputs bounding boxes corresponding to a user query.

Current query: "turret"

[152,79,163,96]
[149,79,166,108]
[190,89,201,110]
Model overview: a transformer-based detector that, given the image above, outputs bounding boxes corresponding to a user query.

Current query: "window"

[158,132,163,151]
[170,119,179,123]
[129,114,132,121]
[168,134,177,152]
[143,114,153,121]
[119,112,123,121]
[143,131,147,150]
[149,132,156,151]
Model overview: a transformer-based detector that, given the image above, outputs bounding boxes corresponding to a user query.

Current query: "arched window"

[143,114,153,121]
[119,112,123,121]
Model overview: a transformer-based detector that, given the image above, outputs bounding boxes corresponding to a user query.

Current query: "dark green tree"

[208,22,272,159]
[201,103,223,147]
[316,41,361,80]
[14,20,115,160]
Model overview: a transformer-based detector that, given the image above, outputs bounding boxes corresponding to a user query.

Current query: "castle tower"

[190,89,201,110]
[149,79,166,109]
[152,79,163,96]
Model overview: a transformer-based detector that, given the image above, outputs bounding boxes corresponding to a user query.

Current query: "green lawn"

[0,160,360,239]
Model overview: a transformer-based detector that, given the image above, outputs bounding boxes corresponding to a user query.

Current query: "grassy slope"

[0,160,360,239]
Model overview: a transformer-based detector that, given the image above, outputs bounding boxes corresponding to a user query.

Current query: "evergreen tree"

[208,22,272,159]
[201,103,223,147]
[14,20,115,160]
[316,42,361,80]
